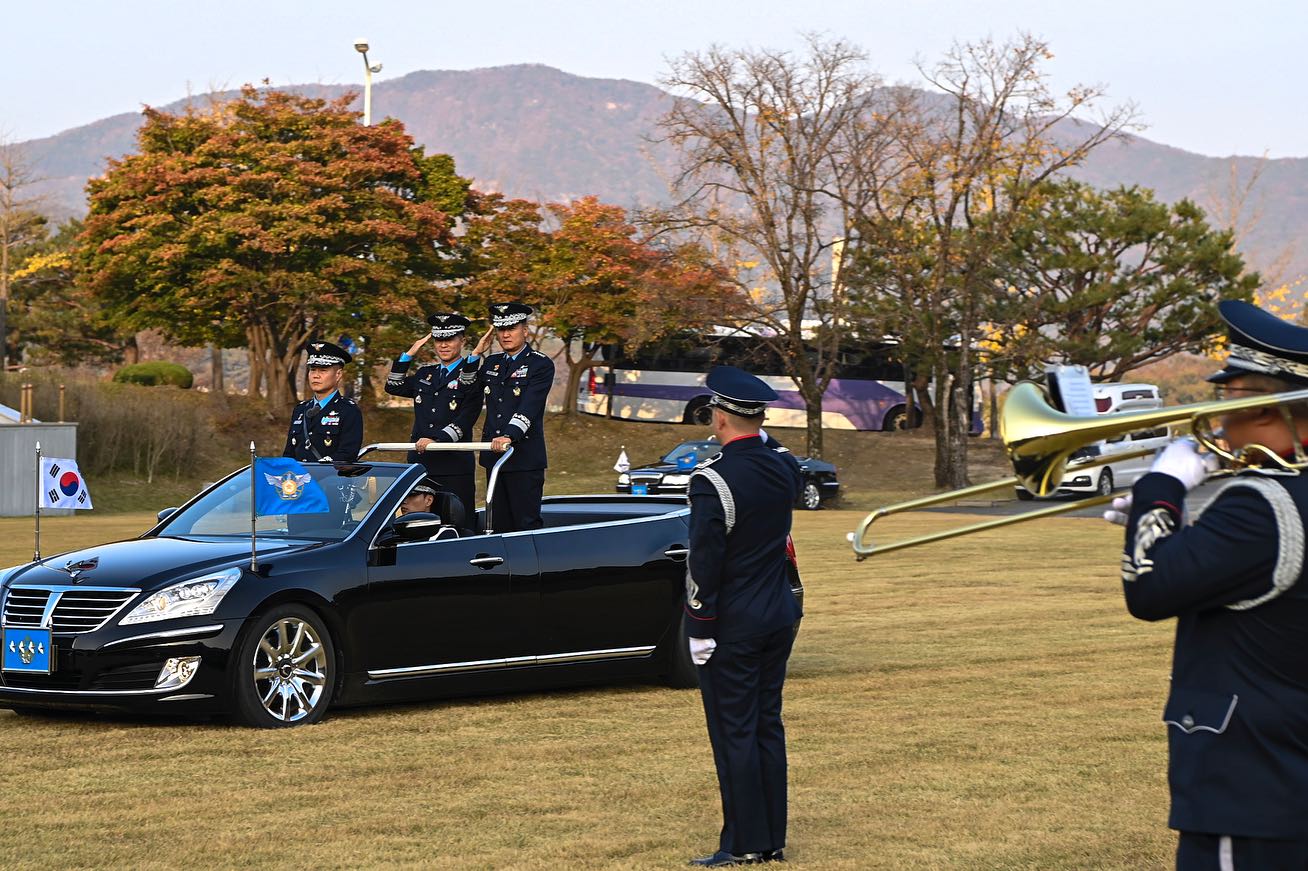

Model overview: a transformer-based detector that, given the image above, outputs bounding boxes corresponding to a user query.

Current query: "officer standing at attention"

[479,302,553,532]
[385,313,489,518]
[1107,299,1308,870]
[282,341,363,463]
[684,365,802,868]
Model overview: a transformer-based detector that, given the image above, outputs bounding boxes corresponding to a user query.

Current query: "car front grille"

[2,586,139,634]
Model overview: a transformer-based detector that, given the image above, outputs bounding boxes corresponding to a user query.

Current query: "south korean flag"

[39,457,93,510]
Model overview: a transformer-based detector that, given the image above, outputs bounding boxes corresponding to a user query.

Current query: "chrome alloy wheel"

[252,618,328,723]
[802,481,821,510]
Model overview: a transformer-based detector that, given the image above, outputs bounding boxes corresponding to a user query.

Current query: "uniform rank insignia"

[449,400,458,411]
[324,438,332,446]
[513,386,521,397]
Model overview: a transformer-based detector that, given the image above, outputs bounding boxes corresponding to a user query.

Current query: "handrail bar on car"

[357,442,515,536]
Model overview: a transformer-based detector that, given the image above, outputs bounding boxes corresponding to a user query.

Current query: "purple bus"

[578,335,973,432]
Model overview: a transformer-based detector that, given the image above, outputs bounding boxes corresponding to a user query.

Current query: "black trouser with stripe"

[485,468,544,533]
[698,624,794,855]
[1177,832,1308,870]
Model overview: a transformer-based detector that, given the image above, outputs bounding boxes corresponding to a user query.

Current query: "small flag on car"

[613,448,630,474]
[38,457,93,510]
[254,457,330,516]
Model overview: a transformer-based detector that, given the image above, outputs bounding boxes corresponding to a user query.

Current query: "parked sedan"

[0,456,804,727]
[616,439,840,510]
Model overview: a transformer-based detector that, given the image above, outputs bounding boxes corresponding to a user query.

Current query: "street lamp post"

[353,39,383,126]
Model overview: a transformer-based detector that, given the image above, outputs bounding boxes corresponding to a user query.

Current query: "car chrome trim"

[159,693,214,702]
[501,511,690,539]
[0,684,189,697]
[367,644,658,680]
[100,624,225,649]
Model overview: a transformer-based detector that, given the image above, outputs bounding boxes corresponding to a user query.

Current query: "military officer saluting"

[685,365,802,868]
[385,313,488,518]
[480,302,554,532]
[1107,299,1308,870]
[282,341,363,463]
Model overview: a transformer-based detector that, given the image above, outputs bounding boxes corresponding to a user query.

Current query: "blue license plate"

[2,627,53,674]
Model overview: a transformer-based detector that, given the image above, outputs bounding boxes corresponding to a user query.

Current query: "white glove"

[689,637,717,666]
[1149,438,1219,492]
[1102,494,1133,527]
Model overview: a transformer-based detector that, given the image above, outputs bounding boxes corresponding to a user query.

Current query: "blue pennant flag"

[253,458,330,516]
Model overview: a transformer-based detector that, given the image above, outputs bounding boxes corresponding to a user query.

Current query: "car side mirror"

[157,507,179,523]
[385,512,443,543]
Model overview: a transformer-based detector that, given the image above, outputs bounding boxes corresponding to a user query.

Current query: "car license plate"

[2,627,53,674]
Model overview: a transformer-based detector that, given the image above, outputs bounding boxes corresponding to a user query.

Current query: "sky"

[3,0,1303,158]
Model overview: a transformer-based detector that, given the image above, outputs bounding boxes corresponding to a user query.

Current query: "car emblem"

[61,556,99,579]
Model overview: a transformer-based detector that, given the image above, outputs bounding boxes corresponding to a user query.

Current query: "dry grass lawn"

[0,509,1176,869]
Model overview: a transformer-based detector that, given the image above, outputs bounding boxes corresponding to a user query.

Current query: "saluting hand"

[471,329,494,357]
[406,335,430,357]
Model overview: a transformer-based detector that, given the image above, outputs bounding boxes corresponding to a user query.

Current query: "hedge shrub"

[112,361,194,388]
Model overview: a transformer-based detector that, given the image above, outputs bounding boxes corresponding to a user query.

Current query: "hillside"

[19,64,1307,279]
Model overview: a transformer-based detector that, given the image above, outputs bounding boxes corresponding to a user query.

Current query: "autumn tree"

[460,196,739,411]
[848,34,1136,487]
[7,220,136,365]
[991,180,1259,382]
[651,35,897,458]
[0,137,46,369]
[79,85,463,409]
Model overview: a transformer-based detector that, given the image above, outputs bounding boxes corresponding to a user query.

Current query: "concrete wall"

[0,424,79,517]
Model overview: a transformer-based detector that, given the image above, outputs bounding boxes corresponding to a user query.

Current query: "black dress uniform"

[282,342,363,463]
[685,366,802,866]
[1121,300,1308,869]
[384,314,484,517]
[479,303,554,533]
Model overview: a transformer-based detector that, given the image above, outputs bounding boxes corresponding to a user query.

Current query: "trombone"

[850,381,1308,559]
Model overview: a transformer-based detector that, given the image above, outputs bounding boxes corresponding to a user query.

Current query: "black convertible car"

[0,447,803,727]
[616,439,840,510]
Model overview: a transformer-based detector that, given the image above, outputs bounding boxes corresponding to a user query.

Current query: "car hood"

[2,536,320,592]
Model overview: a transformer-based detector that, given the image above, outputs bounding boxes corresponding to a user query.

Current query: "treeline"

[0,33,1262,486]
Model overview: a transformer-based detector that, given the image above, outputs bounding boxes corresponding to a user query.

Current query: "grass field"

[0,509,1177,869]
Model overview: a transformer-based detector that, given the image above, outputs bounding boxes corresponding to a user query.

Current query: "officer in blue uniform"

[385,313,488,518]
[282,341,363,463]
[479,302,554,533]
[1110,300,1308,870]
[685,365,802,867]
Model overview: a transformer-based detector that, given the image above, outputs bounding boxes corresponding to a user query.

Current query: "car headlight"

[120,567,241,625]
[618,473,630,484]
[663,474,690,486]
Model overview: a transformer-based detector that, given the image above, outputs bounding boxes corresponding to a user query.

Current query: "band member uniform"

[479,302,553,533]
[282,341,363,463]
[1111,299,1308,870]
[684,365,802,867]
[385,313,487,518]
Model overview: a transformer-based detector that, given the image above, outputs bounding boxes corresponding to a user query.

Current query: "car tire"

[684,397,713,427]
[799,481,822,510]
[1096,469,1114,498]
[1016,489,1035,501]
[664,612,701,689]
[232,604,336,728]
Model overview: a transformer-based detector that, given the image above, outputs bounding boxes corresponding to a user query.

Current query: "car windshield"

[662,442,721,464]
[155,463,407,541]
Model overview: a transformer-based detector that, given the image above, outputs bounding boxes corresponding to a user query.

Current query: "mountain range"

[17,63,1308,283]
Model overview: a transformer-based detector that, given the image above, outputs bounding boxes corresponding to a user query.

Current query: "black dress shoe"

[761,850,784,862]
[688,850,764,867]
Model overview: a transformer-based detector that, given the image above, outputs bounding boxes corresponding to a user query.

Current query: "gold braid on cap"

[1227,342,1308,381]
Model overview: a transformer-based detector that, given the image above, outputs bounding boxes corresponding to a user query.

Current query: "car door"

[530,513,689,659]
[360,533,529,676]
